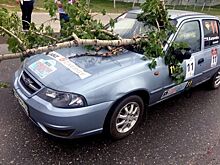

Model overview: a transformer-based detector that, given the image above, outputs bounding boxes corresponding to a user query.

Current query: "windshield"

[112,18,147,39]
[109,12,177,39]
[109,13,147,39]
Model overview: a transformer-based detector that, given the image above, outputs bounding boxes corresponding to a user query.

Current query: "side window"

[175,21,201,53]
[202,20,220,48]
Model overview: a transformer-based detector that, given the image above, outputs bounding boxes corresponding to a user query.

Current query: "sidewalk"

[0,12,120,44]
[0,12,120,52]
[17,12,120,33]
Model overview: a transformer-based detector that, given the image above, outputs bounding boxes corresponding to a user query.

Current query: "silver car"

[13,9,220,139]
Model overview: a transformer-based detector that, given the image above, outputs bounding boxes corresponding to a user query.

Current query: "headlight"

[37,88,87,108]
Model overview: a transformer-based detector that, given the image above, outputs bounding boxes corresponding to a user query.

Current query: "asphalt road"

[1,44,220,165]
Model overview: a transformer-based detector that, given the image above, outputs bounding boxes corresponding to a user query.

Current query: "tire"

[107,95,145,140]
[208,69,220,89]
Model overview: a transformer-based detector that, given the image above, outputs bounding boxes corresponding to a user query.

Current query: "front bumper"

[13,70,113,139]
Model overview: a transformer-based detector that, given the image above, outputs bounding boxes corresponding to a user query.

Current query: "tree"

[0,0,185,88]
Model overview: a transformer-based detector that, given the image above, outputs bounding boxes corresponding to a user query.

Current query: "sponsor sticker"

[29,59,57,79]
[161,81,188,99]
[48,52,91,79]
[186,80,193,88]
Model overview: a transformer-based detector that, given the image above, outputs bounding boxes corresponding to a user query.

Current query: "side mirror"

[183,50,192,59]
[173,48,192,62]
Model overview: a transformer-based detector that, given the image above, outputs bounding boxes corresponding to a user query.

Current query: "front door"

[174,20,209,85]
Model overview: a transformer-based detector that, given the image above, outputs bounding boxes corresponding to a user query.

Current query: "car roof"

[127,8,218,21]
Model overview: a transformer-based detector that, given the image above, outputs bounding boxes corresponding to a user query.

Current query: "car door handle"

[198,58,204,64]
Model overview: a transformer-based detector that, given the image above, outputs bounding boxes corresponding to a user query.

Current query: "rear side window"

[175,21,201,53]
[202,20,220,48]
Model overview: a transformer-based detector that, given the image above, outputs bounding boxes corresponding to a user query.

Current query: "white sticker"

[29,59,57,79]
[48,52,91,79]
[185,56,195,80]
[211,55,218,67]
[211,48,218,67]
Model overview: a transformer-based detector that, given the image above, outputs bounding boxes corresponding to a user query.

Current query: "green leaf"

[101,9,106,15]
[0,82,9,88]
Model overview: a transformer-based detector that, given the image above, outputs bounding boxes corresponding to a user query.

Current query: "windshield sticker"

[29,59,57,79]
[48,52,91,79]
[161,82,188,99]
[211,48,218,67]
[185,56,195,80]
[204,36,220,42]
[203,20,220,47]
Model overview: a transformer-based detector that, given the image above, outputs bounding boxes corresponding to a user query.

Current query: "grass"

[0,0,136,13]
[0,0,220,15]
[166,5,220,15]
[89,0,135,13]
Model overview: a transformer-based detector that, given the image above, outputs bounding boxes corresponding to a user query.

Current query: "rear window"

[202,20,220,48]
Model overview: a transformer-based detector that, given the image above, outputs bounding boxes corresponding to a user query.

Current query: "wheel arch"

[103,89,150,133]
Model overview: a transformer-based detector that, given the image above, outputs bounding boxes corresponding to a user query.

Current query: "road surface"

[1,44,220,164]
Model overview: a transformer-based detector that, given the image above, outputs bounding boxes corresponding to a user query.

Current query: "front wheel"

[107,95,145,140]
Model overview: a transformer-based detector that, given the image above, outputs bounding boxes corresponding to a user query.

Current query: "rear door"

[201,19,220,79]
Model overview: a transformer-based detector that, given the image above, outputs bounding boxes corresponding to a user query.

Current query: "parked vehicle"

[13,9,220,139]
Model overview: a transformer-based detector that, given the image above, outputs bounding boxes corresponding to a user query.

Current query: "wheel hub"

[115,102,140,133]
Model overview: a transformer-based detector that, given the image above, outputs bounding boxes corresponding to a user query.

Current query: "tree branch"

[0,26,26,50]
[59,32,80,43]
[34,31,59,42]
[91,29,121,39]
[0,36,146,61]
[69,46,125,58]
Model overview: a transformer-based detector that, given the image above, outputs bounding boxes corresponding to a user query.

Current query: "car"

[13,9,220,139]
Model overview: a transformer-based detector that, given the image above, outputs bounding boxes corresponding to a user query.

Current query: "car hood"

[24,47,145,93]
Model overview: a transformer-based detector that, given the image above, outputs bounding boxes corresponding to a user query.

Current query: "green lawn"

[0,0,136,13]
[89,0,135,13]
[167,5,220,15]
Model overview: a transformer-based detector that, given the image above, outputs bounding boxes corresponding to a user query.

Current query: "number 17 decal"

[185,56,195,80]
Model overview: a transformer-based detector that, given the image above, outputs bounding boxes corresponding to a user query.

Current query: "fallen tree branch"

[34,31,59,42]
[91,29,121,39]
[69,46,125,58]
[42,17,58,24]
[0,36,146,61]
[58,32,80,43]
[0,26,26,50]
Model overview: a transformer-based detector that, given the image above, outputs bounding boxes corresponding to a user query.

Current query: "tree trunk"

[0,37,144,61]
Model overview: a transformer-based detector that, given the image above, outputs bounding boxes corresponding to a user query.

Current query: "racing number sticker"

[211,48,218,67]
[185,56,195,80]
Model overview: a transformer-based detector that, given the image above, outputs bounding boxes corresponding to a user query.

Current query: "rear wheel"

[107,95,144,140]
[208,69,220,89]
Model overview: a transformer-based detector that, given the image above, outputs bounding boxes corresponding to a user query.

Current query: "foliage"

[0,8,56,52]
[137,0,186,83]
[165,42,190,83]
[0,0,188,85]
[137,0,174,64]
[0,82,9,88]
